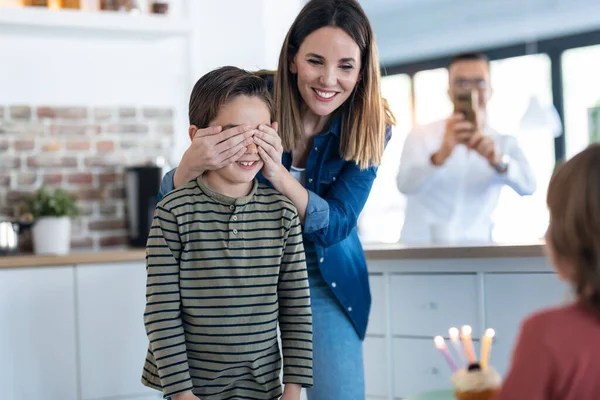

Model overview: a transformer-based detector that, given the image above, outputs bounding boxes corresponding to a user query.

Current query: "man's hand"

[467,132,501,165]
[171,390,200,400]
[431,113,476,166]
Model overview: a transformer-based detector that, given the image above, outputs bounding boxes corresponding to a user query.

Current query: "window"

[562,44,600,158]
[358,30,600,245]
[407,55,554,243]
[413,67,452,126]
[488,54,554,242]
[358,74,412,244]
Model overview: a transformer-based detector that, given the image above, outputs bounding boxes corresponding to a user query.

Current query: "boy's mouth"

[236,160,261,170]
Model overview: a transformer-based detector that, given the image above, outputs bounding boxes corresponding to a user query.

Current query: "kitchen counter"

[0,241,545,269]
[0,249,146,269]
[363,240,545,260]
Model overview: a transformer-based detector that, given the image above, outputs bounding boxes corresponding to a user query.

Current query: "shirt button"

[347,306,353,312]
[332,177,336,181]
[232,216,237,221]
[319,257,324,263]
[308,178,313,183]
[331,282,337,288]
[314,147,318,151]
[232,229,238,235]
[229,205,235,211]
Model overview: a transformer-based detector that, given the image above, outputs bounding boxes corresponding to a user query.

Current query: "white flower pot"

[32,216,71,255]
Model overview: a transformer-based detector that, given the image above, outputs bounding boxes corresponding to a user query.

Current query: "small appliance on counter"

[125,164,162,248]
[0,215,33,256]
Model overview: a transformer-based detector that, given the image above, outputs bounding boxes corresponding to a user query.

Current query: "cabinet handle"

[426,302,438,310]
[430,367,439,375]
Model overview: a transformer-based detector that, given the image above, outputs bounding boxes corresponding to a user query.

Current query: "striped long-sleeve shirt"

[141,177,313,399]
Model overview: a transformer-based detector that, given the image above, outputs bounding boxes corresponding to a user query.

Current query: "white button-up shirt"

[396,119,536,244]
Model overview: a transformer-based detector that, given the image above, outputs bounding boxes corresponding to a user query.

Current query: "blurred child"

[494,144,600,399]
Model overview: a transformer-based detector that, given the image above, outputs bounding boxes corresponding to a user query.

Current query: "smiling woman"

[290,27,361,115]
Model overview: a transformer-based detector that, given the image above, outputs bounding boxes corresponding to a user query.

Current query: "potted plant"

[23,186,79,255]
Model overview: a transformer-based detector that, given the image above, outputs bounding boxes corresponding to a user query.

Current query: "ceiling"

[359,0,453,18]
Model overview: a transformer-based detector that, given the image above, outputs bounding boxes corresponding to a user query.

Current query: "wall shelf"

[0,6,190,37]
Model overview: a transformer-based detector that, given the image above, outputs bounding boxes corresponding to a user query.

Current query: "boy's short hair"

[189,66,275,128]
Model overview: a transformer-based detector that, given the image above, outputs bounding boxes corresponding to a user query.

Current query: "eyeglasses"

[453,79,488,90]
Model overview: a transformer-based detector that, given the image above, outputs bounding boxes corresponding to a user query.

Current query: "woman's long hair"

[274,0,395,169]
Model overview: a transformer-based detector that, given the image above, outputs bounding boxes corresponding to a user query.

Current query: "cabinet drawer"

[392,338,459,398]
[367,274,387,335]
[0,267,78,400]
[77,262,155,400]
[391,274,479,337]
[364,337,389,397]
[485,273,567,376]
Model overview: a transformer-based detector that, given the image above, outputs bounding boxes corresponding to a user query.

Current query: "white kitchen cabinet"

[484,273,567,376]
[0,266,78,400]
[76,261,155,400]
[364,337,389,398]
[392,337,455,398]
[300,389,308,400]
[390,274,479,338]
[367,274,387,335]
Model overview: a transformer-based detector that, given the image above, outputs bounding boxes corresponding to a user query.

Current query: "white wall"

[366,0,600,65]
[0,0,304,166]
[188,0,304,77]
[180,0,303,161]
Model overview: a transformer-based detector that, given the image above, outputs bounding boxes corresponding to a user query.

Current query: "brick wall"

[0,105,175,251]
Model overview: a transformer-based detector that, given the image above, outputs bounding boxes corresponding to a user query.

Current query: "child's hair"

[547,143,600,312]
[188,66,275,128]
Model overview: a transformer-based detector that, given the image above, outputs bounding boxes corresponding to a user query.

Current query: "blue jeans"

[306,271,365,400]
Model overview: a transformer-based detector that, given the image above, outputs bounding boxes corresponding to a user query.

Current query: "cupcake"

[452,363,501,400]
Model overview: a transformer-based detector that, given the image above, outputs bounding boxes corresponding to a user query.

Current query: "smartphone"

[454,90,478,124]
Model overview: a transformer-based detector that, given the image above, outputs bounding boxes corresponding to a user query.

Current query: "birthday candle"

[434,336,458,372]
[449,327,468,367]
[480,328,495,368]
[461,325,477,364]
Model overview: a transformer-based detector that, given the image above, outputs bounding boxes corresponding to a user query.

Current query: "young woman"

[158,1,395,398]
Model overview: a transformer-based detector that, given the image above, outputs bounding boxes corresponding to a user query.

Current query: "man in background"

[396,52,536,244]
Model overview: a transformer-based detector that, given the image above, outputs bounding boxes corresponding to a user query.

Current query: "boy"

[141,67,313,400]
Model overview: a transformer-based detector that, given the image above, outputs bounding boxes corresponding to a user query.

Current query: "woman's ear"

[289,56,298,74]
[188,125,198,141]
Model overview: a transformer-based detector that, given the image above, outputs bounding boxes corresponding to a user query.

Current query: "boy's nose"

[246,142,258,154]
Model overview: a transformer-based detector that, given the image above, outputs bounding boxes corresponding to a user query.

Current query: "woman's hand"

[173,125,256,188]
[255,122,286,183]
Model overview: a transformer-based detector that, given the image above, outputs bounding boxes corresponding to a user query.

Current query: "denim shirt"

[158,116,392,340]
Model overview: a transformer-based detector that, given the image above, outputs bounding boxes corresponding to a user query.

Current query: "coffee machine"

[125,165,162,248]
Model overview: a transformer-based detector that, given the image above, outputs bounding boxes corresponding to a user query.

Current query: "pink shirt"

[494,303,600,400]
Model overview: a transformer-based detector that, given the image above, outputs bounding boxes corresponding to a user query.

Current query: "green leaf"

[23,185,80,219]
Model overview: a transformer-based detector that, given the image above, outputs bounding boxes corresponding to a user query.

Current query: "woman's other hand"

[255,122,286,183]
